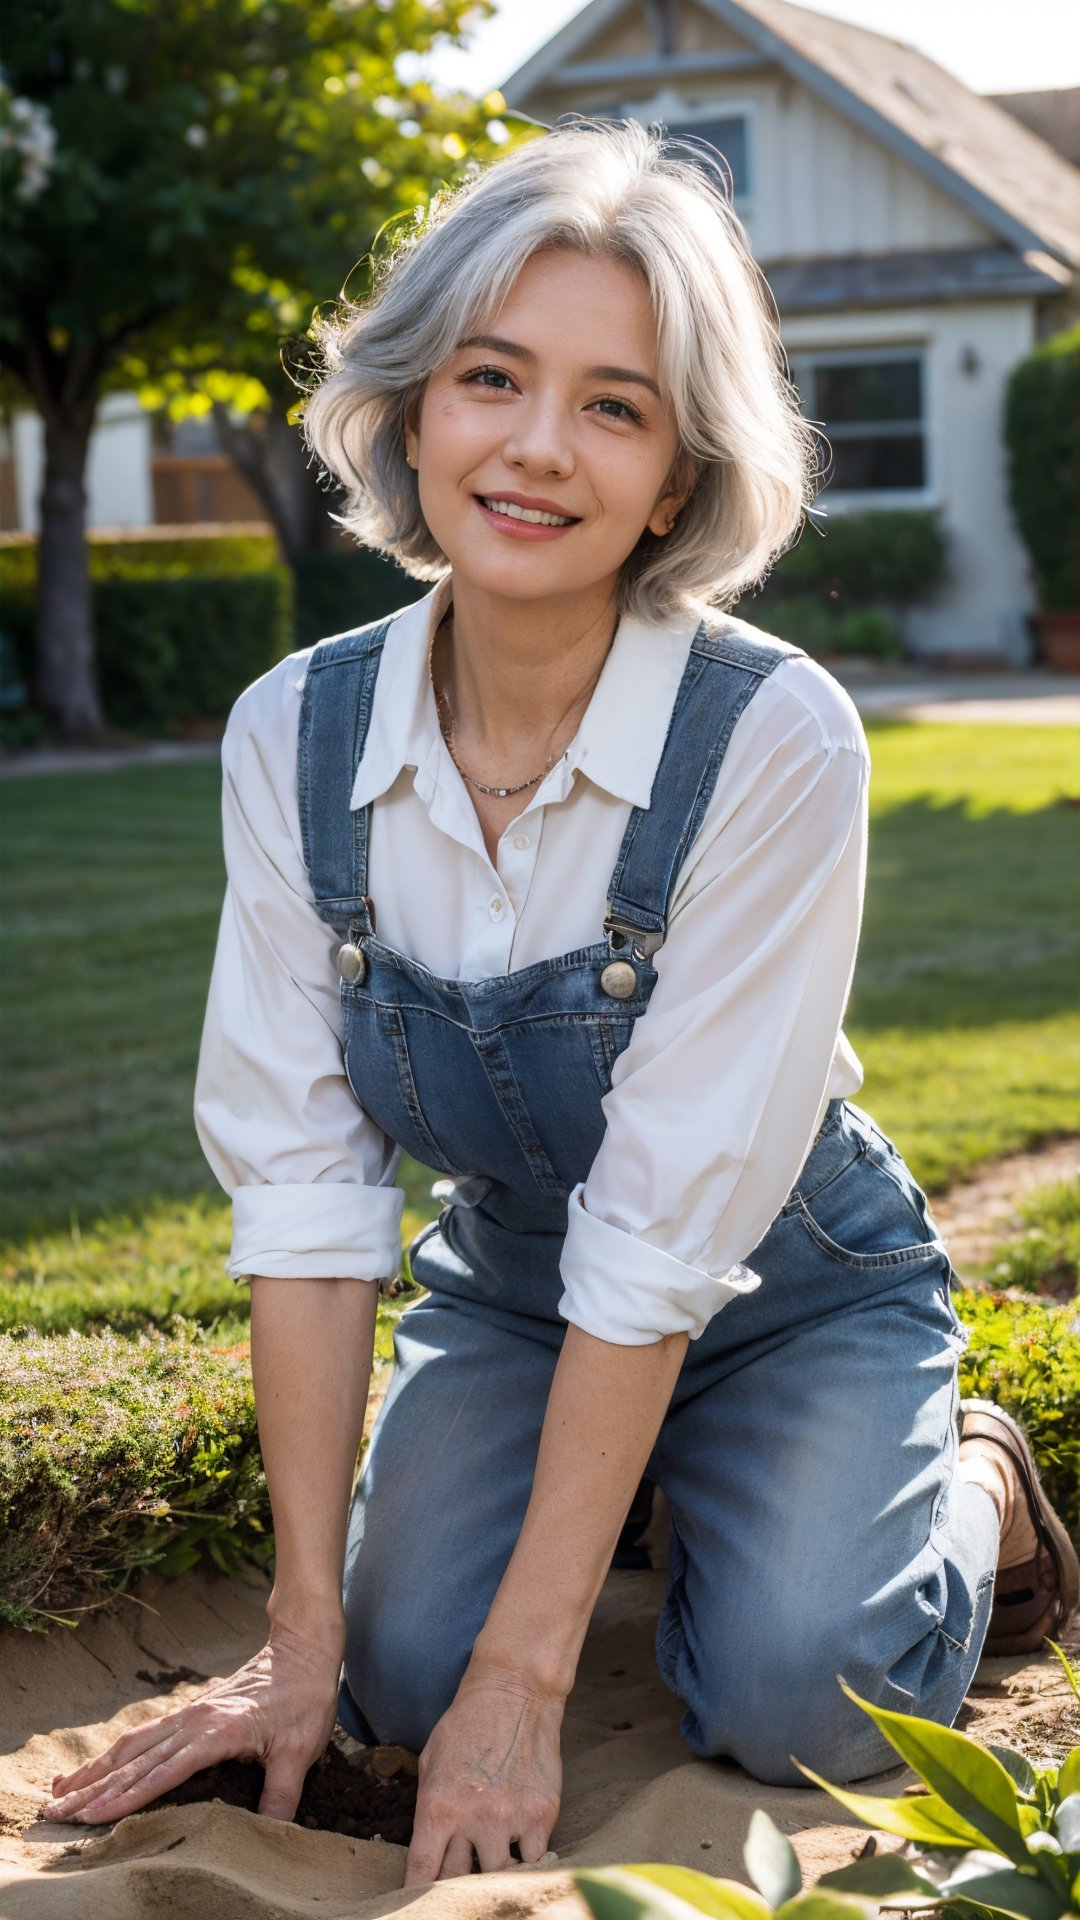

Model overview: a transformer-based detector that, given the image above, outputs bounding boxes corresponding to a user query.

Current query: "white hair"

[301,119,818,620]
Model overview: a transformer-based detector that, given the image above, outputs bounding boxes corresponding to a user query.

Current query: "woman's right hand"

[43,1609,346,1827]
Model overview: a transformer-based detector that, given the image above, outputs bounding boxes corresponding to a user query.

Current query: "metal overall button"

[600,960,638,999]
[600,906,663,999]
[338,902,376,986]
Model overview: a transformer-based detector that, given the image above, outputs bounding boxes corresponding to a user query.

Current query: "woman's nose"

[501,400,575,478]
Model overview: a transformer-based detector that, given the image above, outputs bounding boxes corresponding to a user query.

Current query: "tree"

[0,1,503,740]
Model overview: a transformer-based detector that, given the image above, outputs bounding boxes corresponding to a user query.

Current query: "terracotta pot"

[1033,609,1080,673]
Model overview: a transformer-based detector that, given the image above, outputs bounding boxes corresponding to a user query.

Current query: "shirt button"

[489,897,504,918]
[513,834,530,850]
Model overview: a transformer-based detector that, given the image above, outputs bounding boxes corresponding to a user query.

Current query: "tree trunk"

[212,396,348,560]
[34,393,107,741]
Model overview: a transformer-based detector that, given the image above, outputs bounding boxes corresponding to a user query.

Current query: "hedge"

[0,537,293,732]
[1004,324,1080,611]
[0,1325,272,1630]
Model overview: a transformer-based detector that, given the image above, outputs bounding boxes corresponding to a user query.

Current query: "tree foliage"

[0,0,510,733]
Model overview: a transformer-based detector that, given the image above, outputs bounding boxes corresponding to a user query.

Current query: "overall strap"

[604,617,805,957]
[296,617,393,936]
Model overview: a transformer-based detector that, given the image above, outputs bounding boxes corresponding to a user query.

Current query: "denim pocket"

[792,1141,946,1270]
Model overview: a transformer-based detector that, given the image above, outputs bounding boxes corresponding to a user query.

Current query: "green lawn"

[1,722,1077,1249]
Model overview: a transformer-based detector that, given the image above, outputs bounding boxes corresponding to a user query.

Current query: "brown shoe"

[961,1399,1080,1656]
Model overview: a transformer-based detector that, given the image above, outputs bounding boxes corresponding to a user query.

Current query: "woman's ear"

[647,455,697,537]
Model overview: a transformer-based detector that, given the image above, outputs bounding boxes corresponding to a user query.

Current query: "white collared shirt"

[194,578,869,1345]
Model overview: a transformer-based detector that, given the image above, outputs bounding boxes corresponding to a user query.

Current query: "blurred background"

[0,3,1077,1628]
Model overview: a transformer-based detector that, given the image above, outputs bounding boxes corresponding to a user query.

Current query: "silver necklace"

[429,615,588,801]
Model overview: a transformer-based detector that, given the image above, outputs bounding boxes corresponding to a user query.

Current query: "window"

[790,349,927,494]
[665,116,749,199]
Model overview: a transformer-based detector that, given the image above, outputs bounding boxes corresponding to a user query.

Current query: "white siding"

[782,301,1039,662]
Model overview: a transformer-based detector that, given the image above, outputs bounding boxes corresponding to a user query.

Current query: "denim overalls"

[297,612,999,1786]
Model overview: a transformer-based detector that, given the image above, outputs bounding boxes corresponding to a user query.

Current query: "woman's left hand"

[403,1657,564,1884]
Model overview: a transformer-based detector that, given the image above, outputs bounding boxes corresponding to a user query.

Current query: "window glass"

[815,359,921,424]
[792,352,927,495]
[665,117,748,197]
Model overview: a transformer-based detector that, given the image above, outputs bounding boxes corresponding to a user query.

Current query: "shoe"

[961,1398,1080,1656]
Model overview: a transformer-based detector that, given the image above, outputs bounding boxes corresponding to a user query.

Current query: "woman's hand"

[404,1657,564,1884]
[43,1610,345,1827]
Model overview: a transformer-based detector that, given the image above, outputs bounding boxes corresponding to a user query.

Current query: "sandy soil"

[1,1142,1077,1917]
[1,1502,1077,1918]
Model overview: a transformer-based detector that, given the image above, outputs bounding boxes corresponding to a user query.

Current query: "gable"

[504,0,1080,273]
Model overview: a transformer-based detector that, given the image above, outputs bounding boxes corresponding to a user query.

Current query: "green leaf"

[793,1762,989,1849]
[744,1810,802,1906]
[1054,1793,1080,1853]
[818,1856,941,1903]
[773,1896,874,1920]
[833,1678,1028,1863]
[574,1868,772,1920]
[989,1745,1039,1798]
[1058,1750,1080,1801]
[938,1860,1069,1920]
[1047,1642,1080,1702]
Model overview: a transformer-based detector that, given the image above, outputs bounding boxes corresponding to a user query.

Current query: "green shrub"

[956,1284,1080,1535]
[95,570,294,728]
[748,508,948,613]
[0,535,293,732]
[981,1178,1080,1297]
[292,547,422,649]
[764,597,902,660]
[1004,324,1080,610]
[0,1325,272,1629]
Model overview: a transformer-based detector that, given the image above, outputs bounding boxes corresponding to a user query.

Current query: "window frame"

[788,342,936,510]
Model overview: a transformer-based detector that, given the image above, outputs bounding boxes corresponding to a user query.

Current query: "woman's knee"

[679,1631,897,1785]
[341,1591,472,1751]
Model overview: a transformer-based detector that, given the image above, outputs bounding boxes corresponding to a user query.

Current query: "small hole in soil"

[142,1743,418,1845]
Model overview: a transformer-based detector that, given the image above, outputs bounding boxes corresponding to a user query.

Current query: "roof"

[765,245,1073,315]
[503,0,1080,273]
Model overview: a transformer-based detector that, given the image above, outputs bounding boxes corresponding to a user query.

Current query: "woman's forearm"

[250,1275,380,1645]
[469,1321,689,1696]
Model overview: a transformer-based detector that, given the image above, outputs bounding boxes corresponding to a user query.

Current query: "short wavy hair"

[301,119,819,621]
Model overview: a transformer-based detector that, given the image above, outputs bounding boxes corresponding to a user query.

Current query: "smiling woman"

[44,119,1078,1888]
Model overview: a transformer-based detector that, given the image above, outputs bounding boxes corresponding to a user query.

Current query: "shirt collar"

[344,575,701,814]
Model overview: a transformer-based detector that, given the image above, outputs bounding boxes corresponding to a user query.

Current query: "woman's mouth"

[474,495,580,539]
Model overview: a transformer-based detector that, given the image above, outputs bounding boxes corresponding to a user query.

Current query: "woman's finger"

[257,1747,312,1823]
[437,1832,476,1881]
[46,1728,190,1821]
[403,1804,457,1887]
[59,1727,226,1825]
[50,1709,189,1799]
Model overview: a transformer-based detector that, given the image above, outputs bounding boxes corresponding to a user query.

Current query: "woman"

[45,120,1077,1885]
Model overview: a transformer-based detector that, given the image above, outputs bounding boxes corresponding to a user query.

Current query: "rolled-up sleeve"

[194,660,404,1283]
[558,665,870,1345]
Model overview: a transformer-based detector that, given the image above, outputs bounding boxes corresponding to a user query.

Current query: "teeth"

[481,498,573,526]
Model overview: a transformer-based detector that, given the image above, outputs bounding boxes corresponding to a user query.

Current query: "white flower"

[184,124,208,148]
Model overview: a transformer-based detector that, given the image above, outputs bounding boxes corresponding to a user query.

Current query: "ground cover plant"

[980,1179,1080,1299]
[0,1325,271,1630]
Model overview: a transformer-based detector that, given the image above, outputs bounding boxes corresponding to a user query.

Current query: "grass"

[0,722,1077,1249]
[977,1176,1080,1296]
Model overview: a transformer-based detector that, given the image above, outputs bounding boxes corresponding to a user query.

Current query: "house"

[501,0,1080,662]
[4,0,1077,661]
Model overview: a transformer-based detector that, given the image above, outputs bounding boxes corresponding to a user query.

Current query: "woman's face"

[405,249,688,609]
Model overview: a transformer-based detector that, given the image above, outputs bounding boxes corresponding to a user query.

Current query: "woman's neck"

[433,576,619,766]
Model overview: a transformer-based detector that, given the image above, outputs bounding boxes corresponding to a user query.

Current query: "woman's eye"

[461,366,514,391]
[592,396,644,423]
